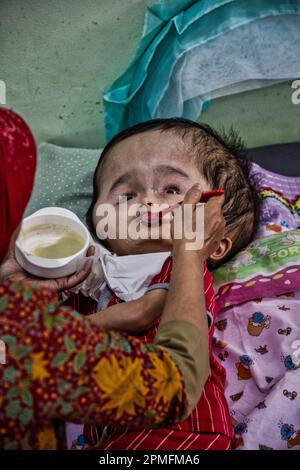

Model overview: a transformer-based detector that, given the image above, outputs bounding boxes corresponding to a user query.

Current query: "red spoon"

[141,189,224,224]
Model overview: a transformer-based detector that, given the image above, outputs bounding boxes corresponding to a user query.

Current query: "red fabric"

[0,109,36,262]
[98,429,232,451]
[102,258,234,450]
[67,256,234,450]
[148,255,173,288]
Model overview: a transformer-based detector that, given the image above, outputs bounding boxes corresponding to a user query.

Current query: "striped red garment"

[66,257,233,450]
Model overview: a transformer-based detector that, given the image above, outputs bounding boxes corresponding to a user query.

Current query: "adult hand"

[172,184,225,259]
[0,244,94,291]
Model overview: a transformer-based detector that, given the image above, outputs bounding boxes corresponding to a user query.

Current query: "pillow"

[213,230,300,310]
[251,162,300,239]
[26,143,102,223]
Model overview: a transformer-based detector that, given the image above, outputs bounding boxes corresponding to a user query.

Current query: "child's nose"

[142,198,154,208]
[141,192,160,207]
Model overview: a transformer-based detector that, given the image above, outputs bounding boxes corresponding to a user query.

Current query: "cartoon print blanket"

[213,292,300,450]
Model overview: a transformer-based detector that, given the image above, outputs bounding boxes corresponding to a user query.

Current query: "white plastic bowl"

[15,207,90,278]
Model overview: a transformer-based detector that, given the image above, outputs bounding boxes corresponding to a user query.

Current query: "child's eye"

[121,193,136,201]
[164,186,181,195]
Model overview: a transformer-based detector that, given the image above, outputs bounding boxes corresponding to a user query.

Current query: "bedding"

[213,230,300,310]
[250,162,300,239]
[211,142,300,449]
[212,229,300,450]
[213,292,300,450]
[247,142,300,177]
[211,160,300,450]
[25,143,102,222]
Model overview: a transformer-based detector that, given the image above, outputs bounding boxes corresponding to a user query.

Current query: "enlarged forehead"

[97,130,195,185]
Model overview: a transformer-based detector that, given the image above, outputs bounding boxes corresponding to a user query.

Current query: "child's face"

[92,130,211,255]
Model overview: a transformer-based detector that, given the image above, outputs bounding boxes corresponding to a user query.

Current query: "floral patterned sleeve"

[0,281,186,450]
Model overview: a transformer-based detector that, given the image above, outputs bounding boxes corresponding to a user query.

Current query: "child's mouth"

[137,190,224,227]
[140,210,163,226]
[139,204,180,227]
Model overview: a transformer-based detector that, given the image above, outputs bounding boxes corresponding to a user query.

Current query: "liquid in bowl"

[19,223,85,259]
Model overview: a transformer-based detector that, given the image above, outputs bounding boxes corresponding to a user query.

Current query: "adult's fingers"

[204,193,225,225]
[86,245,95,257]
[206,193,225,208]
[182,184,202,206]
[59,258,93,290]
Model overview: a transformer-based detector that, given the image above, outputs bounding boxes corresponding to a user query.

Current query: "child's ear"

[208,237,232,263]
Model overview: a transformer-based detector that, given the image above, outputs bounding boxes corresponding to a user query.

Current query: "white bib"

[73,242,170,302]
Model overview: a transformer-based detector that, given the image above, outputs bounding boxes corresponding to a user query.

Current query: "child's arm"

[86,288,167,333]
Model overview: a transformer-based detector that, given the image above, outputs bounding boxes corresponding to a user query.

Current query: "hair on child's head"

[87,118,261,267]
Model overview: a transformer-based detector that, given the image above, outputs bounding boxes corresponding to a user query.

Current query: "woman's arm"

[0,281,186,450]
[155,185,225,415]
[154,250,209,417]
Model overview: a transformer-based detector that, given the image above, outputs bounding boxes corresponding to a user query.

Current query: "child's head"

[87,118,260,267]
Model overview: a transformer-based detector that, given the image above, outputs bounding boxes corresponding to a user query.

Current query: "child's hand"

[0,245,95,291]
[171,184,225,259]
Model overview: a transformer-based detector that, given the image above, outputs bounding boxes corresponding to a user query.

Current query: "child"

[66,118,260,450]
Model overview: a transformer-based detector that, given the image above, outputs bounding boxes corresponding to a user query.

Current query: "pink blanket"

[213,292,300,450]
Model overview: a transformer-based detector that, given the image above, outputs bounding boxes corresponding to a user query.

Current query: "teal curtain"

[103,0,300,141]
